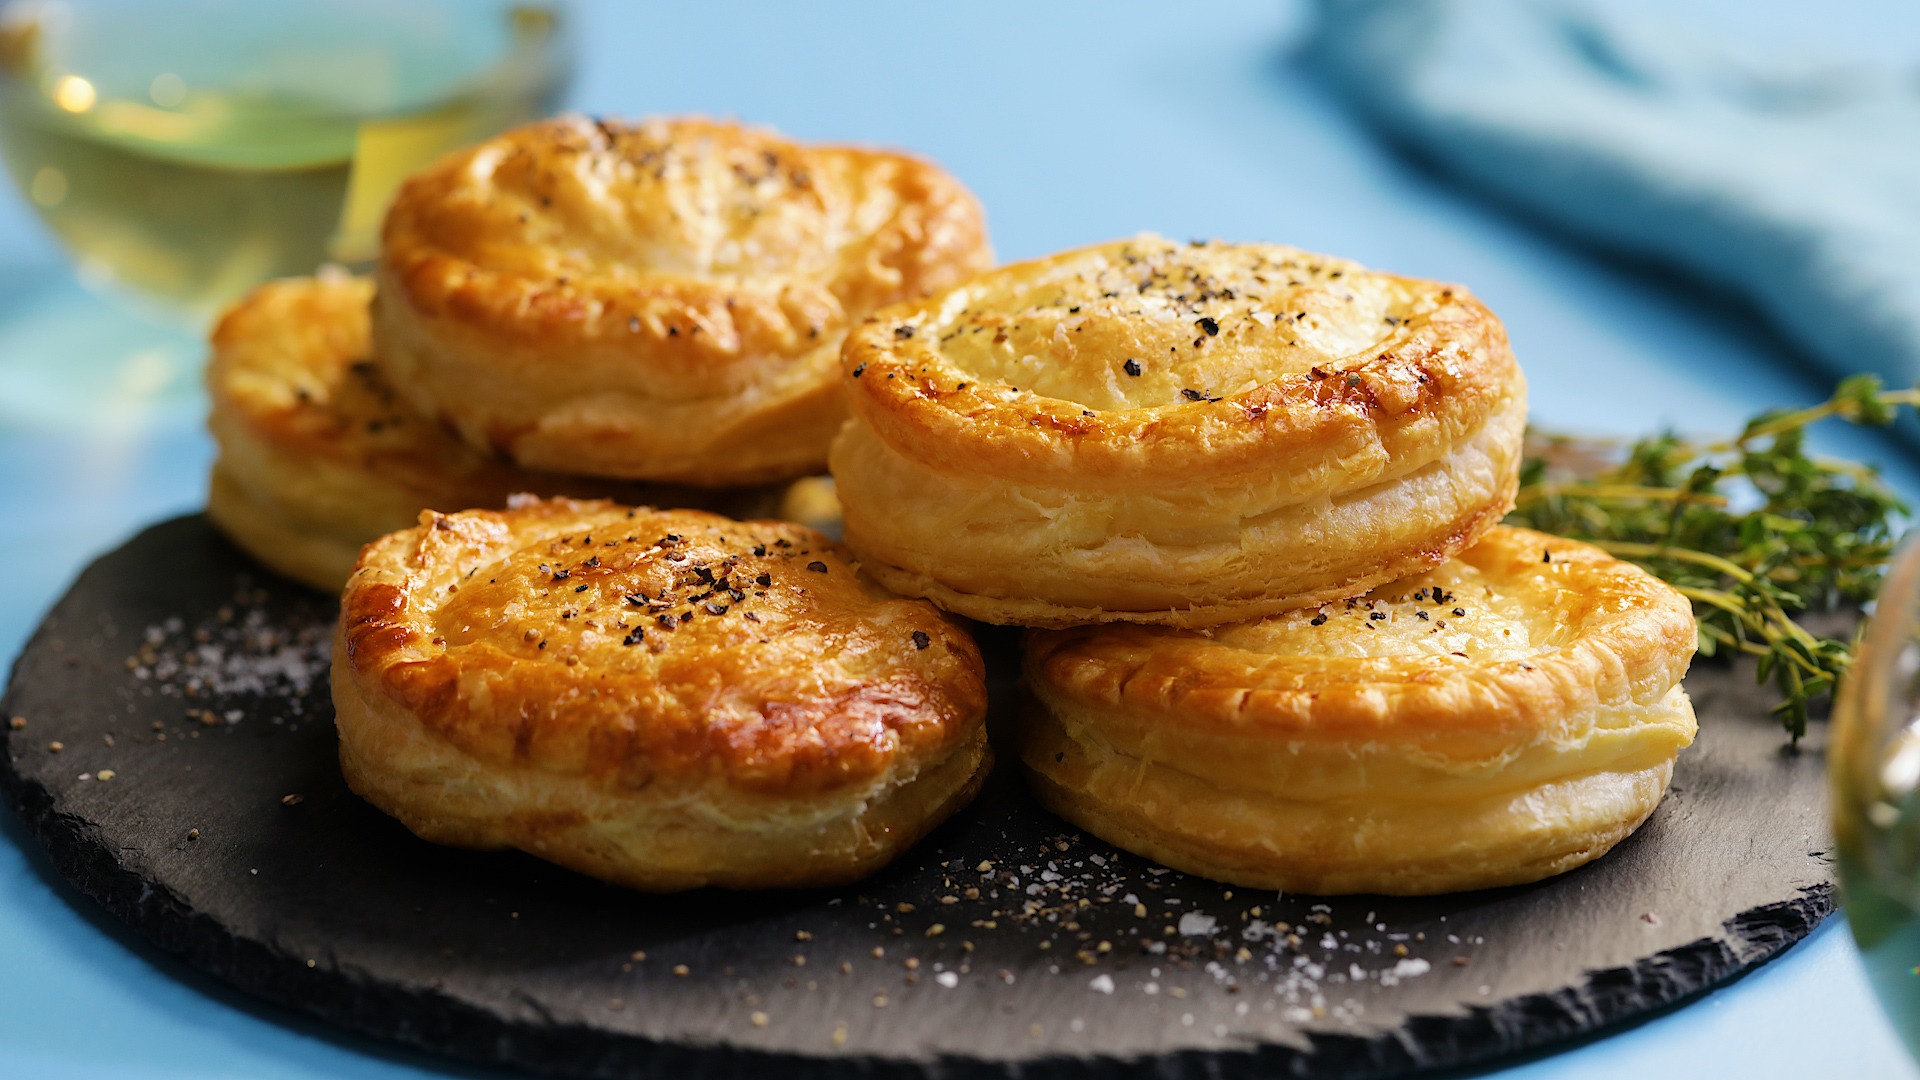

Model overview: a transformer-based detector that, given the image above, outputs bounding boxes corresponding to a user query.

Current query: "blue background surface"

[2,1,1918,1076]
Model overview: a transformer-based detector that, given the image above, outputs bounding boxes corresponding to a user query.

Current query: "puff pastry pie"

[206,274,783,592]
[333,499,991,891]
[375,115,993,485]
[831,234,1525,627]
[1020,526,1697,895]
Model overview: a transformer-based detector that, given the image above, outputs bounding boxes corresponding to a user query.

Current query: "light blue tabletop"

[2,1,1917,1077]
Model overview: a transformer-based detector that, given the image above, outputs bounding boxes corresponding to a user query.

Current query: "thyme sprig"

[1510,375,1918,741]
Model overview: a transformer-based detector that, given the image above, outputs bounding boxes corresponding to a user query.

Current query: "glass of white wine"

[1834,532,1920,1063]
[0,0,570,316]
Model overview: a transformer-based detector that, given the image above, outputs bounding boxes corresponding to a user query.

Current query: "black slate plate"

[0,515,1834,1078]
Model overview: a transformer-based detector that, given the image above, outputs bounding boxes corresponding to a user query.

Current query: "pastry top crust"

[381,114,993,399]
[1025,526,1695,757]
[207,273,508,492]
[841,234,1519,486]
[339,499,986,797]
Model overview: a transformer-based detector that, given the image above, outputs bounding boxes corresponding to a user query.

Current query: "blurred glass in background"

[1836,536,1920,1065]
[0,0,571,320]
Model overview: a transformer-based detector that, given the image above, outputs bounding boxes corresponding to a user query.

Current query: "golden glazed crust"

[205,275,783,592]
[375,115,993,485]
[1020,526,1697,895]
[831,234,1525,627]
[332,499,990,891]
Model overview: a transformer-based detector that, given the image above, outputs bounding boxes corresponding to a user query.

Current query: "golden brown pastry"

[1020,526,1696,895]
[374,115,994,486]
[332,499,991,891]
[206,274,783,592]
[830,234,1526,628]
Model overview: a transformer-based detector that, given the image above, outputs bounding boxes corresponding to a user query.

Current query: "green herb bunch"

[1509,375,1917,741]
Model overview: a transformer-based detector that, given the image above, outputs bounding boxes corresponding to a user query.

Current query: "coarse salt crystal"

[1177,912,1217,936]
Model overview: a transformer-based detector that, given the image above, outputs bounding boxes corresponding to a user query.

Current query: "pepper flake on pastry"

[374,115,993,486]
[332,499,991,891]
[1019,526,1697,895]
[831,234,1526,627]
[206,274,781,592]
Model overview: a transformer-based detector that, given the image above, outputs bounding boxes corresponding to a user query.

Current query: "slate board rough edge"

[0,517,1838,1080]
[0,756,1837,1079]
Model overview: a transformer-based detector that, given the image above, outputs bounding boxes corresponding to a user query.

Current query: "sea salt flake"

[1178,912,1217,936]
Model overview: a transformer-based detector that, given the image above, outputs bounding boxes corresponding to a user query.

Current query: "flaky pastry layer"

[333,499,989,891]
[832,235,1524,626]
[1020,526,1698,894]
[375,115,993,484]
[205,275,782,592]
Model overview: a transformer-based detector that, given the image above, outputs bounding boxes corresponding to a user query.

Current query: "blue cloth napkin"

[1306,0,1920,391]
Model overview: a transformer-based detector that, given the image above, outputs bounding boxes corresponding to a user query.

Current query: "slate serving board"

[0,515,1835,1079]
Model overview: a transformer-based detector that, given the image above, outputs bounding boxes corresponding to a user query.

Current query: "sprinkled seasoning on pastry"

[1019,526,1697,895]
[830,234,1526,628]
[332,498,990,891]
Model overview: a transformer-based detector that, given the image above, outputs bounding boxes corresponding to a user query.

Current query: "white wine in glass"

[0,0,570,319]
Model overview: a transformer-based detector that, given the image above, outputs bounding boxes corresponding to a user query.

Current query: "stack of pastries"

[207,115,992,591]
[832,234,1698,894]
[209,115,997,889]
[209,116,1696,896]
